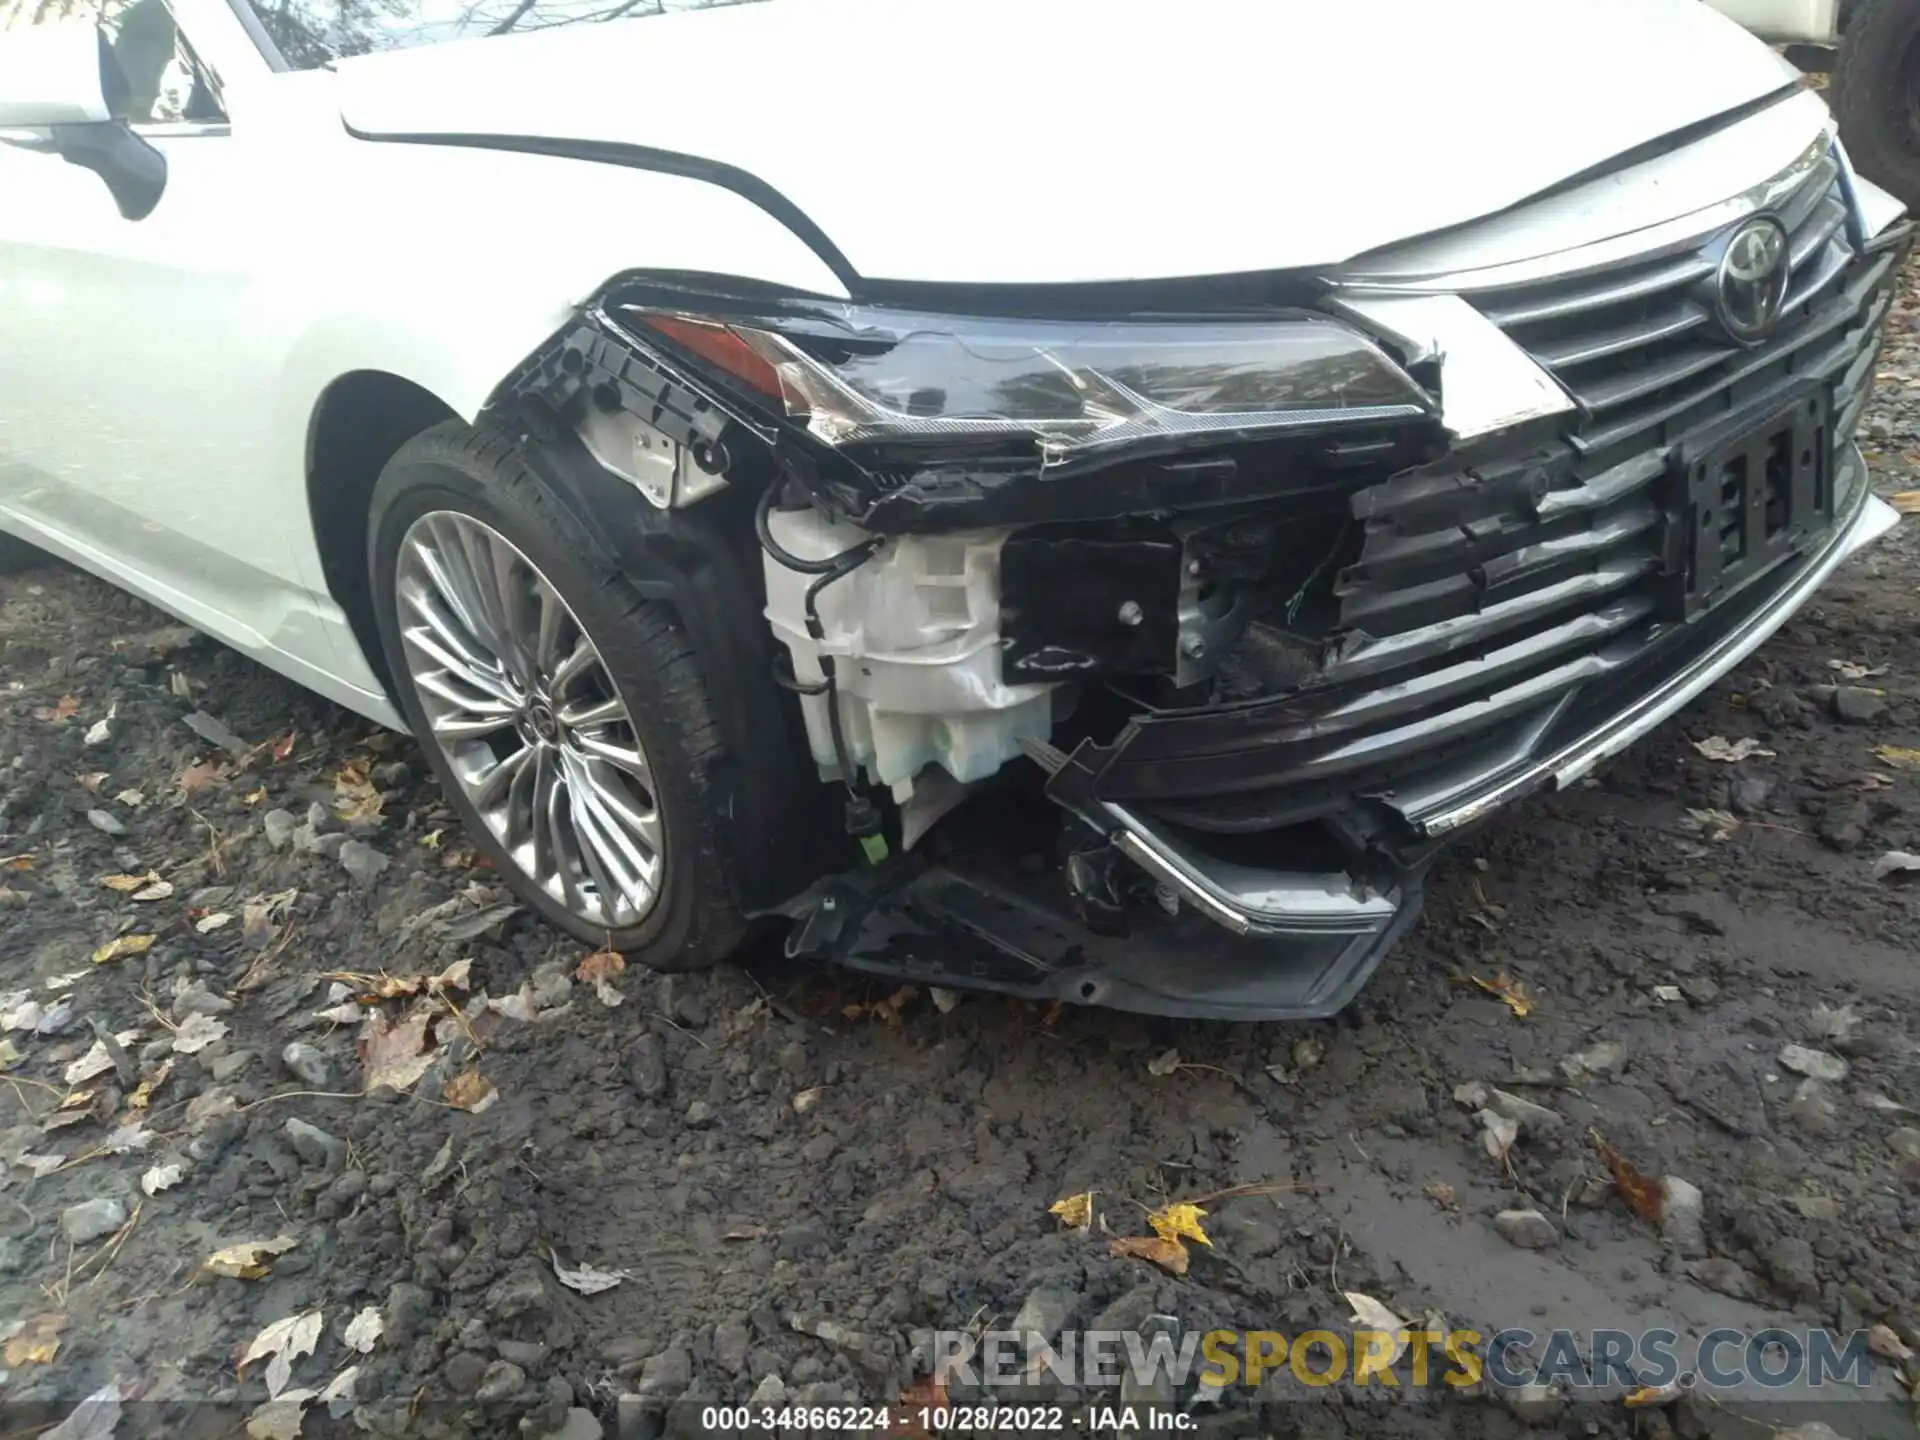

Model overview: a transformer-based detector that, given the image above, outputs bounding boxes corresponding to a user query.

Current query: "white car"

[0,0,1907,1019]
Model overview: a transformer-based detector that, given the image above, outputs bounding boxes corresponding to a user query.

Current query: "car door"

[0,0,324,661]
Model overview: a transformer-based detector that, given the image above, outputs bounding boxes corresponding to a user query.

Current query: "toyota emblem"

[1714,215,1791,344]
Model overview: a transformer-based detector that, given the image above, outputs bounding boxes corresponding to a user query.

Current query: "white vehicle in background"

[1708,0,1920,207]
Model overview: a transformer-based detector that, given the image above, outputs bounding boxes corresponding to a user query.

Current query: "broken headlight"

[623,304,1433,467]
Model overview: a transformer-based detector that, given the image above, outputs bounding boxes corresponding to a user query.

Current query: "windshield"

[248,0,764,69]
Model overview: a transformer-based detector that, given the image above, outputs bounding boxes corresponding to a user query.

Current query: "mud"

[3,290,1919,1439]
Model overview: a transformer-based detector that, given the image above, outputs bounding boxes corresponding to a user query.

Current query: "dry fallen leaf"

[1109,1234,1190,1276]
[574,948,625,984]
[91,933,155,965]
[442,1070,497,1113]
[1147,1201,1211,1247]
[101,872,160,894]
[171,1013,229,1055]
[342,1307,384,1354]
[1867,1323,1914,1362]
[1889,489,1920,514]
[141,1162,184,1195]
[196,911,233,934]
[1624,1379,1685,1407]
[240,1308,324,1398]
[1684,808,1740,842]
[200,1235,298,1280]
[1424,1179,1458,1209]
[174,761,226,797]
[34,695,82,723]
[1827,658,1889,680]
[1875,745,1920,769]
[1470,972,1534,1018]
[245,1395,314,1440]
[1691,735,1775,763]
[333,760,383,824]
[1480,1110,1520,1165]
[272,731,297,762]
[1344,1292,1412,1365]
[1147,1047,1182,1077]
[551,1248,629,1295]
[1872,850,1920,880]
[357,1005,435,1092]
[1592,1131,1664,1224]
[4,1312,66,1366]
[0,853,33,871]
[1048,1191,1094,1231]
[841,985,916,1026]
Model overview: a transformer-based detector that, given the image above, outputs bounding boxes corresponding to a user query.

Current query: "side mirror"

[0,22,167,221]
[0,20,115,128]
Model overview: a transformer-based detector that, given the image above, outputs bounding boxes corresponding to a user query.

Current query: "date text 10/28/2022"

[697,1406,1192,1433]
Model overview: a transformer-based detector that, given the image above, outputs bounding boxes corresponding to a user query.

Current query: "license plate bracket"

[1667,388,1831,620]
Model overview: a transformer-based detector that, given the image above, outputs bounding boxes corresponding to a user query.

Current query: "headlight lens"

[624,304,1433,466]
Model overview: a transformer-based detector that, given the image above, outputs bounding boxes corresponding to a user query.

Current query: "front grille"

[1090,147,1905,829]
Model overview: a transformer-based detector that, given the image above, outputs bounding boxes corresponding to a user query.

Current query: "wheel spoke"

[548,638,597,698]
[544,763,584,913]
[533,578,568,671]
[414,671,518,738]
[578,765,663,879]
[573,730,652,786]
[413,524,502,659]
[400,585,519,704]
[557,695,624,729]
[564,774,639,918]
[472,743,534,812]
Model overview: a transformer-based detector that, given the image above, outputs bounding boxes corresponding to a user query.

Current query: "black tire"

[1832,0,1920,212]
[0,531,46,574]
[367,419,747,970]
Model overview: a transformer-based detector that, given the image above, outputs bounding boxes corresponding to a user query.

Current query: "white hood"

[334,0,1799,287]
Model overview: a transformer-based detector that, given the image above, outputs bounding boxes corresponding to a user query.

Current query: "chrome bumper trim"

[1420,468,1898,836]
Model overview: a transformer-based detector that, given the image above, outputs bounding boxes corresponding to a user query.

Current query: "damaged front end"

[498,140,1908,1018]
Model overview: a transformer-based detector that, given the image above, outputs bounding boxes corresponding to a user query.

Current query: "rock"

[208,1049,254,1083]
[1728,775,1773,814]
[281,1042,330,1088]
[1497,1381,1562,1426]
[1119,1315,1179,1409]
[443,1352,489,1395]
[1765,1235,1819,1299]
[1561,1041,1627,1079]
[1207,1200,1283,1258]
[800,1134,835,1164]
[172,981,234,1019]
[748,1375,786,1406]
[1487,1088,1565,1132]
[62,1196,128,1243]
[475,1359,527,1404]
[685,1100,715,1128]
[1690,1257,1760,1301]
[1778,1044,1848,1082]
[1494,1209,1559,1249]
[630,1035,667,1099]
[1679,976,1720,1005]
[1792,1194,1840,1222]
[1818,801,1871,852]
[1888,1128,1920,1163]
[637,1347,692,1399]
[542,1409,603,1440]
[1009,1285,1077,1345]
[86,809,126,837]
[283,1117,344,1169]
[338,839,390,886]
[183,710,248,755]
[486,1267,551,1321]
[1832,686,1887,723]
[1660,1176,1707,1259]
[713,1321,751,1374]
[262,809,298,850]
[1776,1424,1847,1440]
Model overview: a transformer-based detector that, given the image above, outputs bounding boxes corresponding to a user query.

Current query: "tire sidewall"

[368,426,721,962]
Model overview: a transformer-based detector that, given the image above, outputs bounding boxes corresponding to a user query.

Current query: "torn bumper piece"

[777,472,1896,1021]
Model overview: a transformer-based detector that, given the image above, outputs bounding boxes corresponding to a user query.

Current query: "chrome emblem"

[1714,215,1790,343]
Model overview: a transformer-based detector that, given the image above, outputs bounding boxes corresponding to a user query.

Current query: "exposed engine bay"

[494,190,1907,1017]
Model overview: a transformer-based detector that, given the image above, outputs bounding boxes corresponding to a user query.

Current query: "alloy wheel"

[394,510,665,928]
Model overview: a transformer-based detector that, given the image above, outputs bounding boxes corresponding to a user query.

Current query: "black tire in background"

[367,419,748,970]
[0,532,46,573]
[1832,0,1920,212]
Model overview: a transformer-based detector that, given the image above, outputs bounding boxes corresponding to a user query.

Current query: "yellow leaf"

[242,787,268,806]
[1874,745,1920,770]
[442,1070,497,1113]
[420,829,444,849]
[101,871,161,893]
[333,759,384,824]
[199,1235,298,1280]
[3,1313,65,1366]
[0,853,35,871]
[1109,1234,1190,1275]
[1048,1191,1094,1230]
[129,1059,173,1109]
[1470,971,1534,1017]
[1147,1201,1212,1247]
[92,933,156,964]
[1889,489,1920,515]
[574,948,625,984]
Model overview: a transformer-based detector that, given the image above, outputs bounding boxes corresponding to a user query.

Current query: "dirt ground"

[3,296,1920,1440]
